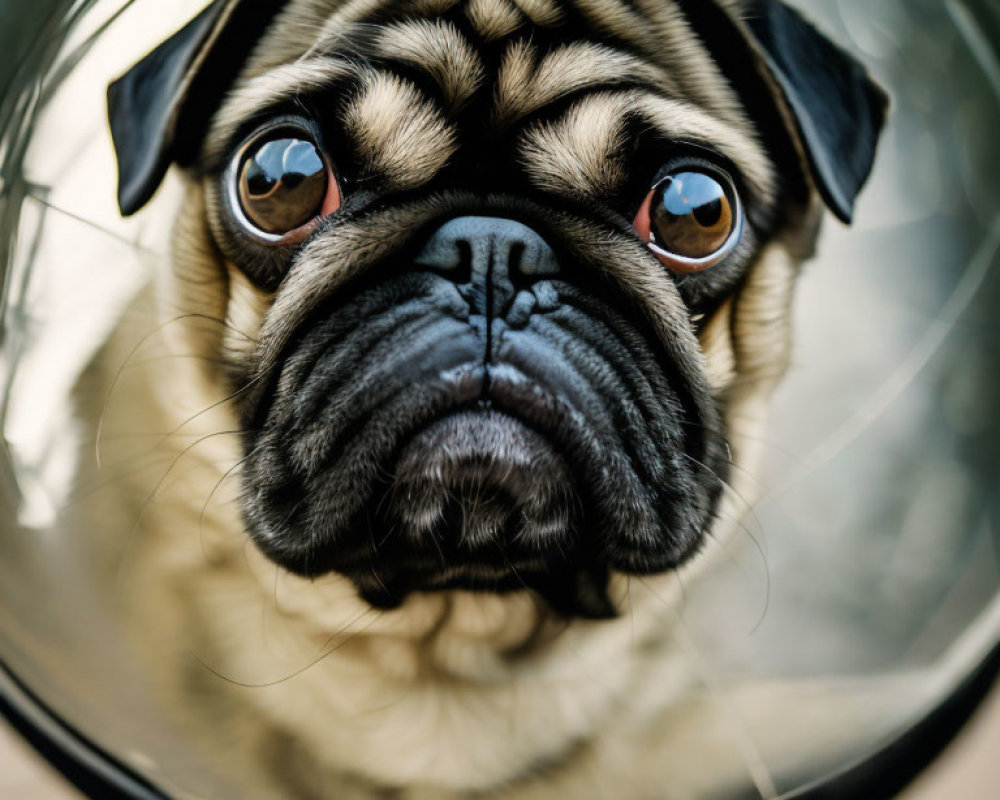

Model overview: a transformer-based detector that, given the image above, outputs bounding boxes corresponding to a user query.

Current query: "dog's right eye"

[233,135,340,243]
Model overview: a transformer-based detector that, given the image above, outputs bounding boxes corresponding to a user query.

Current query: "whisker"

[681,451,771,631]
[95,313,257,468]
[111,429,252,592]
[23,187,166,255]
[191,607,383,689]
[198,447,261,558]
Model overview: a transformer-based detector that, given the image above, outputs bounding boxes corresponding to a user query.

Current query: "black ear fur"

[741,0,889,224]
[677,0,888,224]
[107,0,288,216]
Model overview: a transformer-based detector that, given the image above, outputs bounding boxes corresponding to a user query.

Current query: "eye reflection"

[238,137,328,235]
[650,172,733,260]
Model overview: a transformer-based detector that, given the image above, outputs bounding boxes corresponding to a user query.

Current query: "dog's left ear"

[692,0,889,224]
[107,0,288,216]
[741,1,889,223]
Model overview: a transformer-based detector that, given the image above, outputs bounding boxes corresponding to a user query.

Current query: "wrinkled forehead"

[205,0,775,200]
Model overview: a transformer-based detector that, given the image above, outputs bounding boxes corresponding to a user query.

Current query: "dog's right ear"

[107,0,287,216]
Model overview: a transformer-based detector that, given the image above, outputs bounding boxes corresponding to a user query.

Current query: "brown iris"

[238,137,328,235]
[649,172,734,259]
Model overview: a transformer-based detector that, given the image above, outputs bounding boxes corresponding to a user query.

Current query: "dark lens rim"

[2,644,998,799]
[0,660,169,800]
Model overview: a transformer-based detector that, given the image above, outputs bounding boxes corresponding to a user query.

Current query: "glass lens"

[0,2,997,799]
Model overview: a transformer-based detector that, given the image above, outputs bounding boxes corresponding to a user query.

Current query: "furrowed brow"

[343,71,458,189]
[518,90,776,203]
[632,92,776,202]
[373,19,485,108]
[205,59,364,162]
[495,40,679,124]
[519,92,632,198]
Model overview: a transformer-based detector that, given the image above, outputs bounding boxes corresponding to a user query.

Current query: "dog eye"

[633,170,743,272]
[235,135,340,242]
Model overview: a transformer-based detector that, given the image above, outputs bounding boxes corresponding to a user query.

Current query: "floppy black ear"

[107,0,288,216]
[739,0,889,224]
[678,0,888,224]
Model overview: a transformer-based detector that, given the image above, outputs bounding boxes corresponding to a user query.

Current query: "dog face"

[101,1,887,793]
[108,0,885,620]
[110,0,882,616]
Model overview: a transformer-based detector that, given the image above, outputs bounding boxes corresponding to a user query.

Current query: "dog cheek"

[720,242,800,522]
[224,263,273,363]
[164,190,230,350]
[698,298,737,396]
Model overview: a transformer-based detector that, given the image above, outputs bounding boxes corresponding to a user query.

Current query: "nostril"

[414,230,473,283]
[509,241,526,266]
[508,242,533,291]
[451,240,473,284]
[514,237,559,279]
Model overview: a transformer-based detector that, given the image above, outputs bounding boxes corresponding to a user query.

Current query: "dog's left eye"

[232,134,341,243]
[633,169,743,272]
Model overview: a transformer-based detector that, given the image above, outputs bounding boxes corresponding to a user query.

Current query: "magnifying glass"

[1,1,998,798]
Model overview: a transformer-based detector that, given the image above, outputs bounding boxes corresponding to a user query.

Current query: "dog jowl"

[108,0,886,618]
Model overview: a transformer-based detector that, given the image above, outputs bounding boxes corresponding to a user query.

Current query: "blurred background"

[0,0,998,798]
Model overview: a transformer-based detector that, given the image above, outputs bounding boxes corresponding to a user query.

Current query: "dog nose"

[414,216,559,315]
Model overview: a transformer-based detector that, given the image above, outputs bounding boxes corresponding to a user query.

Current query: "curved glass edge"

[788,644,1000,800]
[0,659,170,800]
[0,0,997,799]
[3,641,997,800]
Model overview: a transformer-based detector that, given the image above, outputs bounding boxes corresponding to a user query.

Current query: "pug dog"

[97,0,886,797]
